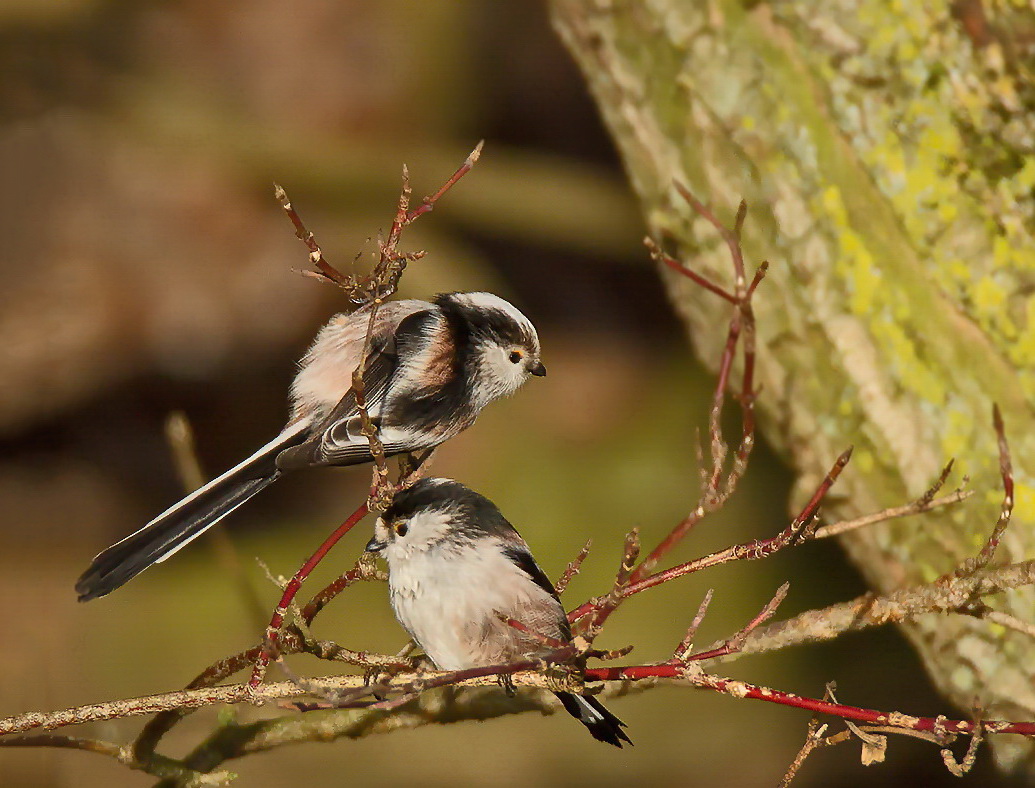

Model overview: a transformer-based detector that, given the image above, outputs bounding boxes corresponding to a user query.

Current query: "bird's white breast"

[387,541,559,671]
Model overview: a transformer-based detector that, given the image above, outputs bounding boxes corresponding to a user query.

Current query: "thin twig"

[554,540,592,595]
[645,237,737,303]
[815,490,973,540]
[703,560,1035,660]
[250,501,370,687]
[496,615,570,650]
[274,183,352,291]
[683,582,789,662]
[941,719,983,777]
[780,720,832,787]
[965,607,1035,640]
[568,450,850,625]
[634,191,765,581]
[674,589,715,659]
[953,404,1013,578]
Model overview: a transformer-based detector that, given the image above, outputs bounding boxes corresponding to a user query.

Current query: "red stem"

[656,249,737,303]
[249,502,370,688]
[501,617,569,650]
[583,664,1035,736]
[404,140,483,225]
[673,183,746,284]
[570,450,851,620]
[790,446,854,528]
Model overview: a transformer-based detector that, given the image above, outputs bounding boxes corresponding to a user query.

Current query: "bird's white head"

[366,478,510,561]
[435,292,546,407]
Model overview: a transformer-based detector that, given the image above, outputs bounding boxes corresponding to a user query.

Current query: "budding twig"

[952,405,1013,579]
[275,183,353,291]
[682,582,789,662]
[554,540,592,595]
[814,490,972,540]
[673,589,714,660]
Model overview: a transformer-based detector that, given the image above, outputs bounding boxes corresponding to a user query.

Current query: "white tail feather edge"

[95,420,310,563]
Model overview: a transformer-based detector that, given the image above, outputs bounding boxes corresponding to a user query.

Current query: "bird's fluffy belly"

[389,545,562,671]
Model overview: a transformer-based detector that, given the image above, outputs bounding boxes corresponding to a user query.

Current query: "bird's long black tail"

[555,692,632,748]
[75,424,308,602]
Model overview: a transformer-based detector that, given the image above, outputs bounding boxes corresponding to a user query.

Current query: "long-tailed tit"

[76,293,545,601]
[366,478,631,748]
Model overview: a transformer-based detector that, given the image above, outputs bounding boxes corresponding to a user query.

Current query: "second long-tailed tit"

[76,292,546,601]
[366,478,631,748]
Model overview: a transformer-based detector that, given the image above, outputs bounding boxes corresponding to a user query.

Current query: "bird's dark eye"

[394,522,408,537]
[509,350,523,364]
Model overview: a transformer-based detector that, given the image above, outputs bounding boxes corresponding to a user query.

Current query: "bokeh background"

[0,2,1025,786]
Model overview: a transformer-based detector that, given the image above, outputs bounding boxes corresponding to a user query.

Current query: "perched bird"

[366,478,631,748]
[76,293,546,601]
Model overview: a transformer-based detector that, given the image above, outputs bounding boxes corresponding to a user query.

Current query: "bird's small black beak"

[529,360,547,377]
[365,536,385,553]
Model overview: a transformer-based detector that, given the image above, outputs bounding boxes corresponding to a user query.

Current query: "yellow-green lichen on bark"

[553,0,1035,769]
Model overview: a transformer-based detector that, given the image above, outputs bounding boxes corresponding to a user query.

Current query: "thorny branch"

[3,187,1034,786]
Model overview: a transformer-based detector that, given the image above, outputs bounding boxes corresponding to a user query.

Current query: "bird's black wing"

[501,545,560,600]
[275,308,434,469]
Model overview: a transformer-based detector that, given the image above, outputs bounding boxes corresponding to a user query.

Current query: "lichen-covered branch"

[551,0,1035,768]
[710,559,1035,661]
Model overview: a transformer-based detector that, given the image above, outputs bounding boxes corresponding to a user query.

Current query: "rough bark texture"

[551,0,1035,769]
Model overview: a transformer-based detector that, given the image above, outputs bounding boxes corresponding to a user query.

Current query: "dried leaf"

[860,734,887,766]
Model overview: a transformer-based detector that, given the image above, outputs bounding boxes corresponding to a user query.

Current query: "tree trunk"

[552,0,1035,769]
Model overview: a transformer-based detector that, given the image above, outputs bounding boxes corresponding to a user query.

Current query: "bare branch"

[645,236,737,303]
[567,450,851,625]
[673,589,714,659]
[814,490,973,540]
[953,404,1014,578]
[683,582,789,662]
[705,560,1035,660]
[941,720,984,777]
[7,655,1035,742]
[963,605,1035,640]
[581,666,1035,737]
[274,183,353,291]
[403,139,483,225]
[249,501,371,688]
[554,540,592,595]
[780,720,835,787]
[497,614,570,650]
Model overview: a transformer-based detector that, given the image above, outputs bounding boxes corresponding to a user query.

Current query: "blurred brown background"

[0,2,1024,786]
